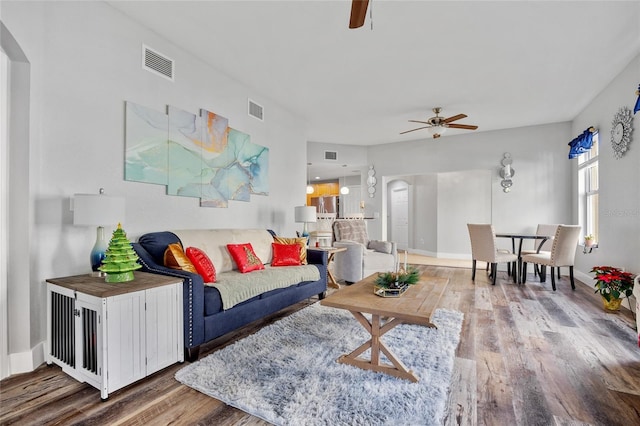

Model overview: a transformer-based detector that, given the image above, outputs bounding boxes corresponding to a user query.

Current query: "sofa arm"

[132,243,205,351]
[307,248,328,267]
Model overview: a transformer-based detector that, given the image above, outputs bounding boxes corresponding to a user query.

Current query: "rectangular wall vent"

[142,45,174,82]
[248,99,264,121]
[324,151,338,161]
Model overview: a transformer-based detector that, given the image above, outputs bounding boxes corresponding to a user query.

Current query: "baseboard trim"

[8,340,45,375]
[407,249,471,260]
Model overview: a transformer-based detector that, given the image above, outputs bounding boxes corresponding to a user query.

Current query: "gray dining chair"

[521,225,581,291]
[467,224,517,285]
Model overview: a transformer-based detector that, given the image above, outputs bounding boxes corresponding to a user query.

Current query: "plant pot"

[585,239,595,247]
[602,296,622,311]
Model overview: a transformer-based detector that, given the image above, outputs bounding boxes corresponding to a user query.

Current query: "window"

[577,133,598,241]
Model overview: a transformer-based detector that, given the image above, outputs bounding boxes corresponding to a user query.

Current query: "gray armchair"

[332,220,398,283]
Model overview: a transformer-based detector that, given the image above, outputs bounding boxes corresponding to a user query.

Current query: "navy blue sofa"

[132,230,328,361]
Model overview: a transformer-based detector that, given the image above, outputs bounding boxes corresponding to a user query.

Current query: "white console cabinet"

[46,272,183,399]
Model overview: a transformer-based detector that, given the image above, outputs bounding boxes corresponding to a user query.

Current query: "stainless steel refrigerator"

[310,196,338,214]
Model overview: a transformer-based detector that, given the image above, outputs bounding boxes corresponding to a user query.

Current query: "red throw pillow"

[227,243,265,273]
[185,247,216,283]
[273,236,308,264]
[271,243,302,267]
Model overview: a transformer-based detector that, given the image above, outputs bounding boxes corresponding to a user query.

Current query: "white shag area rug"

[175,303,464,426]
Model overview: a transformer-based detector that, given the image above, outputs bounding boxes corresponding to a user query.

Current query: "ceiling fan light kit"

[401,107,478,138]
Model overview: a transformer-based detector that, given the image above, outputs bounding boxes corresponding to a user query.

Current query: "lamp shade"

[294,206,316,223]
[73,194,125,226]
[428,125,446,136]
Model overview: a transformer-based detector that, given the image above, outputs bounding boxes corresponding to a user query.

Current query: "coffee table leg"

[336,311,419,382]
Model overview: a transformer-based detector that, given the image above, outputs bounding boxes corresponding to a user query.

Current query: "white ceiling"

[108,0,640,179]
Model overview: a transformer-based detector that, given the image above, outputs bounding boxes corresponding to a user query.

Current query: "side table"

[309,246,347,289]
[46,271,183,399]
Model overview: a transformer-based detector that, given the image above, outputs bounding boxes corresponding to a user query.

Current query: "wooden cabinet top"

[46,272,181,298]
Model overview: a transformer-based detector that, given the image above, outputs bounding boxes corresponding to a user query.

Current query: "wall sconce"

[499,153,515,193]
[366,165,376,198]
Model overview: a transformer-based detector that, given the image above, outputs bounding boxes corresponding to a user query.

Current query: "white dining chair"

[467,224,518,285]
[521,225,581,291]
[520,224,560,279]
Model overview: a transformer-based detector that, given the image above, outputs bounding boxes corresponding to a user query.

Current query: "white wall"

[369,122,573,245]
[1,1,309,374]
[571,54,640,282]
[389,171,491,258]
[436,170,492,257]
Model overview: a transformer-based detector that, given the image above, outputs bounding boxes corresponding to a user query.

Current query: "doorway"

[1,49,8,379]
[390,183,409,251]
[386,170,492,258]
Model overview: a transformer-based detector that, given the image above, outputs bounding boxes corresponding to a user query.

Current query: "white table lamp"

[294,206,317,238]
[73,189,125,275]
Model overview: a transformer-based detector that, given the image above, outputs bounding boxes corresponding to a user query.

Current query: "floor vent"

[324,151,338,161]
[142,45,174,82]
[248,99,264,121]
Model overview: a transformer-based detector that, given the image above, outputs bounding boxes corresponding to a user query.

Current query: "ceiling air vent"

[248,99,264,121]
[324,151,338,161]
[142,44,174,82]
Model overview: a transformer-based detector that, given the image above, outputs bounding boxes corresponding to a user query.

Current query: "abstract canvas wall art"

[125,101,169,185]
[124,101,269,208]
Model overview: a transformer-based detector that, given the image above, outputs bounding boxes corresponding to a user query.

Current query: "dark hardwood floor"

[2,264,639,425]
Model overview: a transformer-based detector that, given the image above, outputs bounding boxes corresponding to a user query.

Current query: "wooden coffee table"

[320,272,449,382]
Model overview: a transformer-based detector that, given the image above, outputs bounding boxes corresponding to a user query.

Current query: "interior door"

[391,186,409,250]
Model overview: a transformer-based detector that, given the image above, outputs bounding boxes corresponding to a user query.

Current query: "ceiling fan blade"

[447,124,478,130]
[443,114,467,124]
[400,126,430,135]
[408,120,431,125]
[349,0,369,29]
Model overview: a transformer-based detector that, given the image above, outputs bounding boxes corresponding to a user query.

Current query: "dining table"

[495,233,552,283]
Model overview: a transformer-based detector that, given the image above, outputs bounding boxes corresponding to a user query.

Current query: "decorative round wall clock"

[610,106,633,159]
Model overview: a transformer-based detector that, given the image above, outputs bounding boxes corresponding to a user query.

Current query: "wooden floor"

[2,265,639,425]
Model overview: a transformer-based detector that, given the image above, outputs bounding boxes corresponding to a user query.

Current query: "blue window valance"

[568,127,596,159]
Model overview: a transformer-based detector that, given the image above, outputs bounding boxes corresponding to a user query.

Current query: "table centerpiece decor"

[374,266,420,298]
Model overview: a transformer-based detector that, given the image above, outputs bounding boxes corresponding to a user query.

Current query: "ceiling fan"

[349,0,369,29]
[400,107,479,139]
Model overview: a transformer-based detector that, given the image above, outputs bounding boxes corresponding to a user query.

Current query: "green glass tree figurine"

[98,223,142,283]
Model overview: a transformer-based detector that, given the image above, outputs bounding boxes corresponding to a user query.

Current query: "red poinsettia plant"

[590,266,635,302]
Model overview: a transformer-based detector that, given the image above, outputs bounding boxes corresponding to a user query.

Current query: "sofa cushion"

[186,247,216,283]
[273,236,308,264]
[173,229,274,273]
[368,240,393,254]
[271,243,302,267]
[227,243,265,273]
[164,243,197,273]
[203,286,260,316]
[207,266,321,310]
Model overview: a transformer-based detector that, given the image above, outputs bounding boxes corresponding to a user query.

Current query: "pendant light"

[306,162,314,194]
[340,165,350,195]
